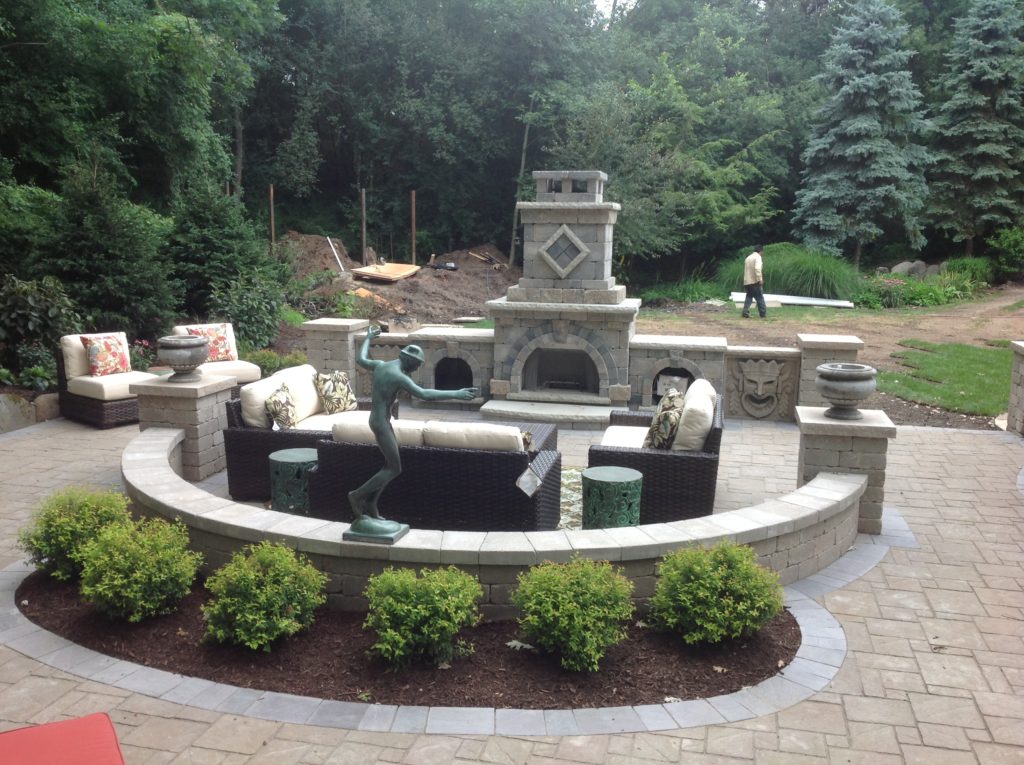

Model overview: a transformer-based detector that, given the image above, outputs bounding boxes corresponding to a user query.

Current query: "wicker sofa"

[57,333,158,428]
[307,420,561,532]
[587,394,724,524]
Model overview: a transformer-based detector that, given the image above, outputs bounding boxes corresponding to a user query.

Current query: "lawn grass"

[878,340,1013,416]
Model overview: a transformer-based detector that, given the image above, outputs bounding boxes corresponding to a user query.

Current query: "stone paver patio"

[0,414,1022,763]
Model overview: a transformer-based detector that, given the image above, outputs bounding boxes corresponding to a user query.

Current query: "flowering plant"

[129,338,155,371]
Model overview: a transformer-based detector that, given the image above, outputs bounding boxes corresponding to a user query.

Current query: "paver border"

[0,515,916,735]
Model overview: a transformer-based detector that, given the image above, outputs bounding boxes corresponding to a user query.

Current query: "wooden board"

[729,292,854,309]
[351,263,421,282]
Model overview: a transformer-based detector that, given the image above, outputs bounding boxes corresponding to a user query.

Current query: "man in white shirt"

[742,246,766,319]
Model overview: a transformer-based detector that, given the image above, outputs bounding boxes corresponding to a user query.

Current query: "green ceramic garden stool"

[269,448,319,514]
[581,465,643,529]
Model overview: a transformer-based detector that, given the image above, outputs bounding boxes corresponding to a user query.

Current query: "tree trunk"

[852,240,862,270]
[965,236,974,257]
[233,110,244,197]
[508,96,535,269]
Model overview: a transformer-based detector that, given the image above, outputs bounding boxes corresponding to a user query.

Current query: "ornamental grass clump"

[511,557,634,672]
[202,541,327,651]
[364,566,482,667]
[18,487,132,581]
[78,518,203,623]
[650,541,783,645]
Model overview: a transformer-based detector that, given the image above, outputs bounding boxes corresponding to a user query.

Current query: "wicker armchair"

[587,395,723,524]
[307,421,561,532]
[56,349,143,429]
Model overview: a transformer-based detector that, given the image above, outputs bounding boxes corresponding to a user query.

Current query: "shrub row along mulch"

[17,571,800,709]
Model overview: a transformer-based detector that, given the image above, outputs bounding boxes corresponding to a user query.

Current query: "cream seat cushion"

[422,421,525,452]
[66,371,158,401]
[600,425,648,449]
[198,359,261,384]
[672,392,715,451]
[239,364,321,427]
[332,417,426,447]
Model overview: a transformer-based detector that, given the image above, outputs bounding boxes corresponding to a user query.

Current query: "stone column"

[795,407,896,534]
[301,318,369,376]
[797,334,864,406]
[130,376,235,481]
[1008,341,1024,436]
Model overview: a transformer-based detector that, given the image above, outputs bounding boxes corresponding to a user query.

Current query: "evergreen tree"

[928,0,1024,256]
[792,0,932,265]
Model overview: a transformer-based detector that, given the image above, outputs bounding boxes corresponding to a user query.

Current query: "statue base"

[343,516,409,545]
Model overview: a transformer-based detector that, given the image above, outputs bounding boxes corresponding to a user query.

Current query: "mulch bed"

[16,570,800,709]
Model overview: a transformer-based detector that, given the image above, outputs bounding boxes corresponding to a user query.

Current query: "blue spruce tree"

[928,0,1024,257]
[793,0,932,266]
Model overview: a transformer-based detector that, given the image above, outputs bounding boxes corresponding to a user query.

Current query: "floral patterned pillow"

[313,370,358,414]
[186,323,236,362]
[265,383,297,429]
[642,387,685,449]
[80,333,131,376]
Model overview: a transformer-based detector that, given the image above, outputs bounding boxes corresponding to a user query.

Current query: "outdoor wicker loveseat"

[306,420,562,532]
[587,393,724,524]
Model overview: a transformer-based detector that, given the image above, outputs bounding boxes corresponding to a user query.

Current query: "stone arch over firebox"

[509,332,615,398]
[644,356,709,407]
[423,345,489,398]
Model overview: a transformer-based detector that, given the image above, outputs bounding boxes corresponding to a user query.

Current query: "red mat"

[0,712,125,764]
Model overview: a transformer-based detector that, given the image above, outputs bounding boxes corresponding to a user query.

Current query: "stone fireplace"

[487,170,639,407]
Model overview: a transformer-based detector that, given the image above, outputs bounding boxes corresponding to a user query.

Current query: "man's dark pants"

[742,284,766,318]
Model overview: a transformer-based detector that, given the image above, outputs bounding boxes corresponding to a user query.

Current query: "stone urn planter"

[815,362,877,420]
[156,335,209,383]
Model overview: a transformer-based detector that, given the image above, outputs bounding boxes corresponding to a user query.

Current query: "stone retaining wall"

[122,428,866,617]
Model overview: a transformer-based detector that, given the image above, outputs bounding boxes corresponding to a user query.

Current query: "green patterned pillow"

[313,370,358,414]
[642,387,685,449]
[265,383,297,429]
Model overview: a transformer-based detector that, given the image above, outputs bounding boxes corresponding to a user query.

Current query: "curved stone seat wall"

[122,427,867,617]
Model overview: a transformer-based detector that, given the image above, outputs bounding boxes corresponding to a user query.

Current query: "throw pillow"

[80,333,131,376]
[186,323,236,362]
[265,383,297,429]
[672,393,715,451]
[642,387,685,449]
[313,370,358,414]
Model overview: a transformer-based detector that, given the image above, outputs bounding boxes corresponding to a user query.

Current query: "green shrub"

[944,257,993,285]
[640,277,724,304]
[0,274,82,371]
[240,348,308,377]
[202,541,328,651]
[16,365,56,392]
[78,518,203,622]
[128,338,156,371]
[717,243,862,300]
[364,566,482,666]
[987,227,1024,282]
[511,557,634,672]
[18,488,132,581]
[280,304,307,326]
[649,542,783,645]
[208,271,284,350]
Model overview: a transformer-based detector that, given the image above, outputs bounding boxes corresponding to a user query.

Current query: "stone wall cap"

[1012,340,1024,356]
[516,201,621,212]
[630,335,728,352]
[486,298,640,316]
[129,375,235,398]
[727,346,802,357]
[532,170,608,180]
[302,318,371,330]
[408,327,495,341]
[796,334,864,350]
[795,406,897,437]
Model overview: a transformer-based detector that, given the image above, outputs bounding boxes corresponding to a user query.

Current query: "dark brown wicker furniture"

[307,421,561,532]
[56,352,141,429]
[587,395,723,524]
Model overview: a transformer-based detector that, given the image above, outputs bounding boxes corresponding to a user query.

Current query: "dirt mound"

[280,232,520,326]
